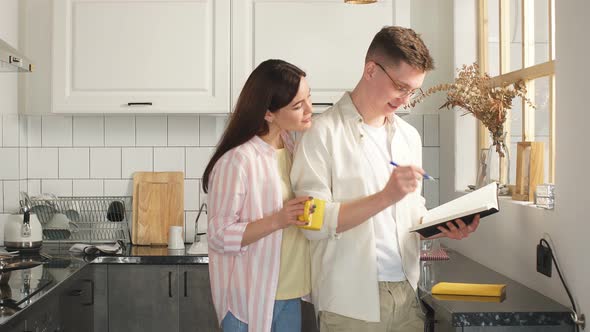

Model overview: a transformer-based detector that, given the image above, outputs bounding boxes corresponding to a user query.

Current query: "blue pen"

[390,161,436,181]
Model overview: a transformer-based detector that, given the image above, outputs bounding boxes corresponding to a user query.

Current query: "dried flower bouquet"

[409,63,534,157]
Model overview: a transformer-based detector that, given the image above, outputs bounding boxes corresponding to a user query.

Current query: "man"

[291,26,480,332]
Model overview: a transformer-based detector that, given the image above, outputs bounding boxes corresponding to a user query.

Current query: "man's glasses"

[374,62,423,99]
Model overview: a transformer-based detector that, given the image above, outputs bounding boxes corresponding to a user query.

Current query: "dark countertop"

[0,242,208,326]
[1,244,576,329]
[419,249,575,328]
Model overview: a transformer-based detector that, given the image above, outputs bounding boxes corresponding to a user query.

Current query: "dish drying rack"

[29,195,132,244]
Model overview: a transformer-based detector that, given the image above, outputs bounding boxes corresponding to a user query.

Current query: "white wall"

[409,0,455,209]
[0,0,24,241]
[0,0,19,115]
[443,0,589,325]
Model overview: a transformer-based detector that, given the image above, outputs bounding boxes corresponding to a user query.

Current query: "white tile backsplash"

[73,179,103,196]
[424,180,440,209]
[400,114,424,138]
[199,180,207,208]
[28,148,58,179]
[3,181,19,213]
[424,114,440,146]
[27,116,42,147]
[19,147,27,179]
[0,182,3,212]
[42,179,73,196]
[122,148,153,178]
[168,116,199,147]
[90,148,121,179]
[136,116,167,147]
[0,148,19,180]
[59,148,90,178]
[104,179,133,196]
[2,114,19,147]
[19,180,27,197]
[184,179,199,211]
[73,116,104,147]
[186,147,214,179]
[154,147,185,172]
[105,116,135,146]
[42,116,72,147]
[19,115,27,148]
[0,214,8,245]
[27,180,41,197]
[423,147,440,179]
[199,116,227,146]
[13,114,441,218]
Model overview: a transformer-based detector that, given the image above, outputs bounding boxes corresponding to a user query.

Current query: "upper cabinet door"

[52,0,230,114]
[231,0,410,112]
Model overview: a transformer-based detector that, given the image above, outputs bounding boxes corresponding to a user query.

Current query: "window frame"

[477,0,556,183]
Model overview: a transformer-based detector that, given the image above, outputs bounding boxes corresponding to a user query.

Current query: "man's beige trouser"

[319,281,424,332]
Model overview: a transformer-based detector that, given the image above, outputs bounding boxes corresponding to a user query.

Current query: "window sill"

[453,190,555,211]
[498,195,555,211]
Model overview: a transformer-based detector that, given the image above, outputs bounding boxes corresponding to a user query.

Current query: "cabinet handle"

[127,102,152,106]
[184,271,188,297]
[168,271,173,298]
[312,102,333,106]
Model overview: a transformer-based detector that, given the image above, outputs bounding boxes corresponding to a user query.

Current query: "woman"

[202,59,314,332]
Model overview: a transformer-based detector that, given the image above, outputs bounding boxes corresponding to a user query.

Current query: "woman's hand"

[272,196,314,230]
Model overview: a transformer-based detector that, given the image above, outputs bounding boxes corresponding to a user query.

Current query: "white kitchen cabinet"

[20,0,411,114]
[231,0,411,112]
[48,0,230,114]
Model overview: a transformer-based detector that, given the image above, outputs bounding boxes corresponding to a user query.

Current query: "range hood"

[0,38,33,72]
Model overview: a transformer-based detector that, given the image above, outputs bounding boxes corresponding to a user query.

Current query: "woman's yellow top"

[275,148,311,300]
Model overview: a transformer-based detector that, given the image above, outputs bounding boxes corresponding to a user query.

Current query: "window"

[478,0,555,184]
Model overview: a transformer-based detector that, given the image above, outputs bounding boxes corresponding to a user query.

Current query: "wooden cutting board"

[132,172,184,245]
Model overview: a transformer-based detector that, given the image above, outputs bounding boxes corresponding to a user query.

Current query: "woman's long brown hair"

[202,59,306,193]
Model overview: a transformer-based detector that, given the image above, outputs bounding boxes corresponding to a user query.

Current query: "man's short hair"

[366,26,435,72]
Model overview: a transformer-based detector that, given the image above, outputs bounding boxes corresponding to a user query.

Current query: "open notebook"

[409,182,499,238]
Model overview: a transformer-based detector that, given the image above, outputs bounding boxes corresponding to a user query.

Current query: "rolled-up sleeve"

[207,155,249,255]
[291,126,341,241]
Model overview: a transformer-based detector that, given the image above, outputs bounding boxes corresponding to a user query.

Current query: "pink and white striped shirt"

[207,133,294,332]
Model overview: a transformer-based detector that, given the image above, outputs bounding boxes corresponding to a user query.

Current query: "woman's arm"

[208,153,309,253]
[241,196,309,247]
[207,156,250,255]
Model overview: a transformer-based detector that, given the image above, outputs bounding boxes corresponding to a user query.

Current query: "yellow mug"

[297,198,324,231]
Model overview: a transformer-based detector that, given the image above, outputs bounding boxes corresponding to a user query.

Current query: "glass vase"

[485,135,510,195]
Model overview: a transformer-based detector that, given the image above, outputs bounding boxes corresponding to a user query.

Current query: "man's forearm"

[337,191,394,233]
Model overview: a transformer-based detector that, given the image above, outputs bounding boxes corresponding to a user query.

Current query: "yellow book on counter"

[431,282,506,297]
[433,294,505,303]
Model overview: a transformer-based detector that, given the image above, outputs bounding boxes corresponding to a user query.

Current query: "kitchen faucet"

[187,202,208,255]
